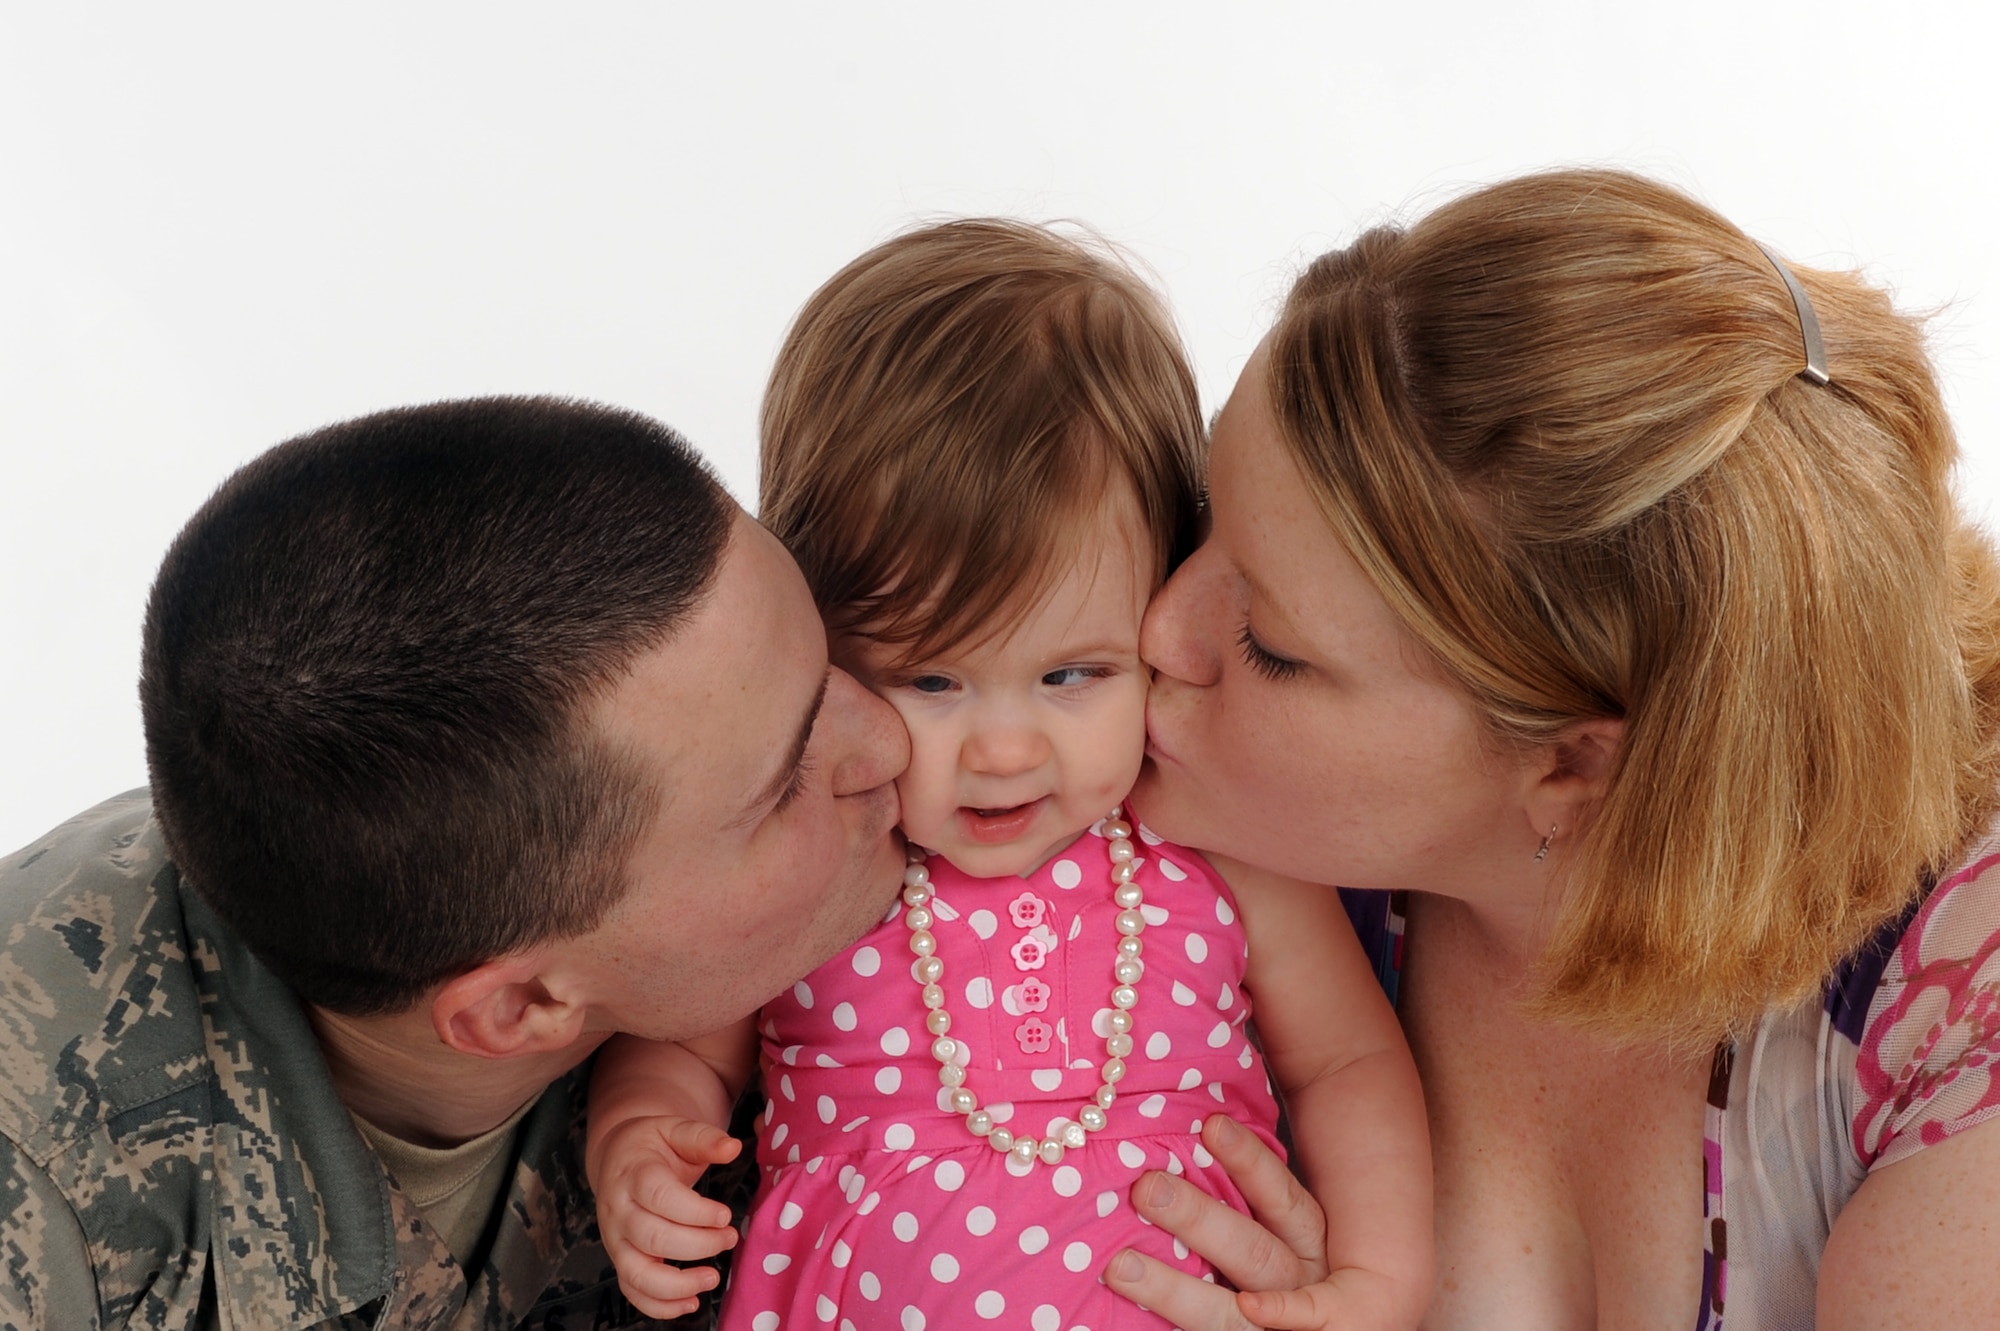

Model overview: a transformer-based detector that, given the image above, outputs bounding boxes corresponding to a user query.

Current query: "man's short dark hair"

[141,397,735,1015]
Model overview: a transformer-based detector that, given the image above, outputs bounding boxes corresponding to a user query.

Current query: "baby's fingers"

[630,1160,736,1229]
[613,1252,723,1321]
[619,1207,740,1264]
[653,1116,743,1168]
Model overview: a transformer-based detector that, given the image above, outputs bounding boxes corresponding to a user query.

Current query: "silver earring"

[1533,826,1557,863]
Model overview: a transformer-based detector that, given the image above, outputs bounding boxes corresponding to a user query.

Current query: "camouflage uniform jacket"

[0,792,655,1331]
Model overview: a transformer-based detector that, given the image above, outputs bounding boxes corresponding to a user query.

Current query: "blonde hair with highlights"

[1269,169,2000,1045]
[760,219,1205,659]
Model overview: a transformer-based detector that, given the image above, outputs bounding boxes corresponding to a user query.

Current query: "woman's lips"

[956,797,1047,844]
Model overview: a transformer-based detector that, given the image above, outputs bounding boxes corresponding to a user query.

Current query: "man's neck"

[306,1003,609,1148]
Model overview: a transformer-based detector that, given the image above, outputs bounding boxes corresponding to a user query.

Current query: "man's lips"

[956,797,1047,844]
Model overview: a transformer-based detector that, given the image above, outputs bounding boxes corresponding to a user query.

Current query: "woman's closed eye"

[1236,623,1305,682]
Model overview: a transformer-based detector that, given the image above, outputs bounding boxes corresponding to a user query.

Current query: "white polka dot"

[844,1170,866,1204]
[1138,1093,1167,1118]
[1166,1152,1185,1175]
[1216,896,1236,925]
[1063,1240,1093,1272]
[832,1238,853,1268]
[782,1045,802,1066]
[1031,1068,1063,1092]
[884,1122,916,1150]
[778,1201,804,1230]
[859,1271,882,1300]
[858,1192,881,1215]
[793,980,815,1008]
[805,1155,825,1173]
[753,1314,780,1331]
[881,1026,911,1056]
[1020,1224,1050,1254]
[1158,858,1188,881]
[893,1210,920,1242]
[843,1115,872,1133]
[1033,1305,1061,1331]
[1141,903,1169,925]
[976,1290,1007,1318]
[1171,981,1197,1006]
[1193,1143,1215,1168]
[905,1154,932,1174]
[1051,858,1083,889]
[875,1065,902,1095]
[931,1252,960,1282]
[1178,1068,1202,1091]
[832,1001,858,1031]
[1210,1081,1228,1102]
[853,945,882,976]
[935,1087,958,1113]
[1174,1238,1190,1261]
[1005,1151,1035,1177]
[1218,983,1235,1010]
[1091,1007,1116,1036]
[1068,914,1083,940]
[816,1053,842,1068]
[1096,1190,1118,1217]
[818,1293,838,1322]
[969,908,999,939]
[986,1100,1013,1122]
[1207,1020,1232,1048]
[1145,1031,1172,1059]
[1052,1164,1082,1196]
[935,1159,967,1191]
[967,1204,997,1235]
[901,1307,925,1331]
[965,976,995,1009]
[1239,1046,1256,1070]
[770,1122,789,1149]
[1117,1141,1147,1169]
[1185,933,1209,964]
[780,1073,797,1100]
[841,1322,858,1331]
[818,1095,838,1124]
[837,1163,857,1190]
[763,1252,792,1275]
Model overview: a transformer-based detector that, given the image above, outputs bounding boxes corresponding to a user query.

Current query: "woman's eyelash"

[1236,624,1304,681]
[773,755,814,811]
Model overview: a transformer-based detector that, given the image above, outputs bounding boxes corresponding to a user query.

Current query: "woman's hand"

[1102,1115,1338,1329]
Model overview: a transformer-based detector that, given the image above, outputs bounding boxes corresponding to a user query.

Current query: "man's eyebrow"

[739,669,829,822]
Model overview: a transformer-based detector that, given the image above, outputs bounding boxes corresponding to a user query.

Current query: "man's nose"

[824,666,909,797]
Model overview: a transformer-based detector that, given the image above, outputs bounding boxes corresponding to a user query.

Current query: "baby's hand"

[592,1114,745,1320]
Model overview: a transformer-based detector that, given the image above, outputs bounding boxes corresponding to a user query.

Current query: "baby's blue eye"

[1042,666,1100,687]
[910,675,954,694]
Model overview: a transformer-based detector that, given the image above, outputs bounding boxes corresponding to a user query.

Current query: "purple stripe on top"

[1824,888,1927,1046]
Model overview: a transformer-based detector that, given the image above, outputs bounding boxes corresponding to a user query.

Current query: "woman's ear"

[429,950,589,1060]
[1523,717,1626,855]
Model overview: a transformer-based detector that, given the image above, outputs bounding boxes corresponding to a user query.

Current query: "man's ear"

[1523,716,1626,850]
[430,950,588,1060]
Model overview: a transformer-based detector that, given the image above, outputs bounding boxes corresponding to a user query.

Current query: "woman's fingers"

[1201,1116,1329,1282]
[1102,1247,1264,1331]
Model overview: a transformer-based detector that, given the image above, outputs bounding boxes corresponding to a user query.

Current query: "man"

[0,398,907,1329]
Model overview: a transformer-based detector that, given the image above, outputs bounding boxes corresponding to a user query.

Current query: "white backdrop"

[4,3,1998,853]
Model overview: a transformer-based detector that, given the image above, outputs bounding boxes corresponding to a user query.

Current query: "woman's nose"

[1140,545,1225,687]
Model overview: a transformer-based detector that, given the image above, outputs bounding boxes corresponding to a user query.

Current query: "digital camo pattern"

[1,792,692,1330]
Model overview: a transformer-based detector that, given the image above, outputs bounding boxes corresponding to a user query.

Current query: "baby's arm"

[586,1018,760,1320]
[1218,855,1434,1331]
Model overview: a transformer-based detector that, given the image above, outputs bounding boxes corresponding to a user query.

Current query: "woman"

[1103,169,2000,1329]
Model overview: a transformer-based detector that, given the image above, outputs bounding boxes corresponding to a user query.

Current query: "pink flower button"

[1008,892,1047,929]
[1018,977,1051,1012]
[1010,937,1047,971]
[1015,1016,1053,1054]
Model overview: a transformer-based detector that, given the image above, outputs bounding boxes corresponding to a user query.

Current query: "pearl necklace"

[899,807,1146,1170]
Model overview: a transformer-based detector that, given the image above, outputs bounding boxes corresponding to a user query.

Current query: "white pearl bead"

[1111,860,1138,884]
[905,905,934,931]
[967,1110,994,1136]
[1109,840,1136,863]
[902,884,931,908]
[903,863,930,887]
[925,1009,951,1035]
[931,1036,958,1063]
[1111,985,1138,1010]
[950,1087,978,1114]
[1060,1120,1088,1149]
[908,930,937,957]
[915,956,943,984]
[990,1127,1014,1152]
[939,1062,966,1087]
[1104,819,1132,840]
[1010,1137,1040,1166]
[1106,1032,1133,1058]
[1078,1104,1107,1132]
[1117,936,1143,959]
[1114,883,1143,909]
[1038,1138,1066,1166]
[1108,1009,1133,1034]
[921,983,946,1009]
[1102,1057,1127,1083]
[1115,909,1146,936]
[1095,1085,1117,1109]
[1115,958,1144,985]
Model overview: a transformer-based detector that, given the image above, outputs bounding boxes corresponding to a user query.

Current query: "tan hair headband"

[1755,242,1831,386]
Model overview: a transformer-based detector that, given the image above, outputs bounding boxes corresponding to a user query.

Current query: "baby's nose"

[961,720,1053,777]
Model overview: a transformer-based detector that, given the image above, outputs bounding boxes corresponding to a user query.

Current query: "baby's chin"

[907,817,1096,882]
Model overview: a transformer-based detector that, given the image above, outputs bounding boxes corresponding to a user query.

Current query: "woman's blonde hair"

[761,219,1204,658]
[1269,169,2000,1045]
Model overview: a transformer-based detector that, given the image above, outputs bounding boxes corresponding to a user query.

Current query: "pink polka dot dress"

[720,816,1285,1331]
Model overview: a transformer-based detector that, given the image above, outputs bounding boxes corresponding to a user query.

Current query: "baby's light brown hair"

[760,219,1206,659]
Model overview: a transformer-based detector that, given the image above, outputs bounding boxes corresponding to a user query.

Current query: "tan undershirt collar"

[352,1096,538,1272]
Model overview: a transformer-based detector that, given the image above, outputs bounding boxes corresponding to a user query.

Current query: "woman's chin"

[1127,757,1191,840]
